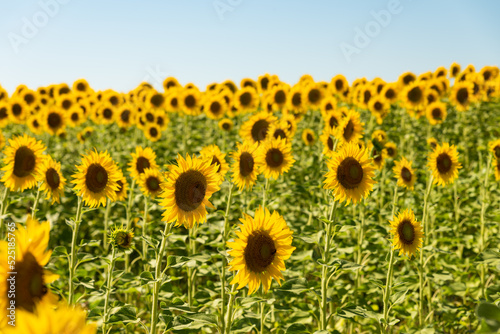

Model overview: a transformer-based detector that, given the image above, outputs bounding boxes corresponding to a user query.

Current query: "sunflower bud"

[109,228,134,250]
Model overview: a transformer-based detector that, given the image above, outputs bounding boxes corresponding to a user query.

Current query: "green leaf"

[336,303,368,319]
[183,313,218,325]
[476,302,500,331]
[107,305,137,324]
[52,246,68,257]
[286,323,309,333]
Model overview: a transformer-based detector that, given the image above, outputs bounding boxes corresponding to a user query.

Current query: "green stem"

[0,187,11,239]
[224,284,237,334]
[125,179,136,230]
[262,178,270,210]
[260,287,266,334]
[479,155,492,299]
[187,226,197,307]
[31,184,42,219]
[103,198,111,251]
[320,198,337,330]
[382,249,396,330]
[102,247,117,334]
[419,174,433,326]
[221,184,234,334]
[69,196,84,304]
[150,222,173,334]
[143,196,149,269]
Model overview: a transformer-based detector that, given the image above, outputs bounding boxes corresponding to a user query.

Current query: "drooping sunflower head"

[114,174,128,202]
[489,139,500,160]
[109,227,134,250]
[393,157,416,190]
[335,109,364,146]
[255,137,295,180]
[302,128,316,146]
[218,118,233,132]
[231,141,260,191]
[426,101,447,125]
[371,129,388,147]
[200,144,229,184]
[37,155,66,204]
[159,154,220,229]
[72,150,120,208]
[323,142,376,205]
[239,111,278,145]
[128,146,158,181]
[0,216,59,323]
[227,206,295,294]
[1,134,46,192]
[390,209,424,258]
[428,142,462,186]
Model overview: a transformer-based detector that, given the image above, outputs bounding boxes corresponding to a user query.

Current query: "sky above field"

[0,0,499,93]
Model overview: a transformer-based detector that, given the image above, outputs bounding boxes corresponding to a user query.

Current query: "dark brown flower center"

[260,77,269,90]
[71,112,79,121]
[337,157,363,189]
[327,137,334,150]
[151,94,164,107]
[45,168,60,189]
[329,115,339,128]
[244,231,276,273]
[398,219,415,244]
[251,119,270,142]
[308,88,321,104]
[47,112,62,129]
[436,153,452,173]
[291,93,301,107]
[401,167,412,182]
[343,120,354,141]
[185,95,196,108]
[306,133,314,142]
[240,92,252,106]
[10,252,47,312]
[265,148,284,168]
[13,146,36,178]
[494,146,500,159]
[0,107,7,119]
[456,88,468,105]
[149,127,159,138]
[174,170,207,212]
[12,103,22,116]
[274,90,286,104]
[109,96,119,106]
[210,101,222,115]
[335,79,344,91]
[24,93,35,105]
[408,86,422,103]
[239,152,254,177]
[385,89,395,99]
[222,122,231,130]
[121,109,130,122]
[85,163,108,193]
[273,129,286,140]
[403,74,415,85]
[76,82,86,91]
[116,180,124,194]
[431,108,442,120]
[210,156,222,173]
[136,157,151,174]
[145,112,154,122]
[62,99,72,110]
[146,176,160,192]
[103,108,113,119]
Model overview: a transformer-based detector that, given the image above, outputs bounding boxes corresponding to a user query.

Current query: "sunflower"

[450,81,474,112]
[234,87,259,113]
[330,74,349,95]
[287,86,304,113]
[146,91,167,110]
[116,104,134,128]
[449,63,461,78]
[369,142,385,170]
[144,123,161,142]
[114,173,128,202]
[270,85,289,111]
[1,134,46,192]
[323,142,376,205]
[335,109,364,146]
[320,96,337,117]
[73,78,92,96]
[227,206,295,294]
[280,113,297,137]
[425,101,447,125]
[138,168,164,199]
[0,85,8,102]
[77,127,94,143]
[303,84,324,109]
[320,127,337,158]
[426,137,437,151]
[159,154,220,229]
[163,76,180,91]
[402,81,426,110]
[218,118,233,132]
[56,94,75,113]
[72,150,120,208]
[155,110,169,131]
[494,160,500,181]
[204,95,227,120]
[41,107,66,135]
[371,129,388,146]
[384,142,398,159]
[26,115,43,135]
[128,146,158,182]
[0,131,4,150]
[302,129,316,146]
[3,302,97,334]
[165,90,180,113]
[323,110,343,132]
[428,142,462,186]
[381,83,398,104]
[0,102,9,127]
[181,88,202,116]
[66,106,85,128]
[398,72,416,88]
[489,139,500,160]
[0,217,59,328]
[239,112,277,145]
[392,157,416,190]
[389,209,423,258]
[37,155,66,204]
[255,137,295,180]
[368,96,389,123]
[8,98,29,124]
[231,141,260,191]
[97,103,116,125]
[268,121,291,142]
[200,144,229,183]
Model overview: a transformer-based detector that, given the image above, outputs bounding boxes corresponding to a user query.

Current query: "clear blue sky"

[1,0,499,93]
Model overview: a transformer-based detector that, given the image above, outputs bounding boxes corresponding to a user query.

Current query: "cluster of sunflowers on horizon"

[0,62,499,333]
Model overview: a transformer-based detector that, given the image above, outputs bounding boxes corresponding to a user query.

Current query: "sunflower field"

[0,64,500,334]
